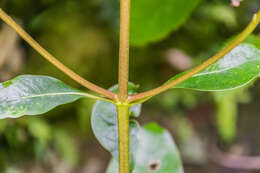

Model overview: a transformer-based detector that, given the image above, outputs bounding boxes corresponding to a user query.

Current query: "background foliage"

[0,0,260,172]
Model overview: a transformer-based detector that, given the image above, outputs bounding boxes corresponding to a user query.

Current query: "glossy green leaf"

[168,43,260,91]
[0,75,89,119]
[106,123,183,173]
[131,0,201,46]
[91,83,141,167]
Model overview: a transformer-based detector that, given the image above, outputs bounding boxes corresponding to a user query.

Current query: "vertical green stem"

[117,104,130,173]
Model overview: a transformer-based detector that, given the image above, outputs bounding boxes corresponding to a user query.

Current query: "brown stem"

[118,0,130,102]
[0,9,116,100]
[129,11,260,103]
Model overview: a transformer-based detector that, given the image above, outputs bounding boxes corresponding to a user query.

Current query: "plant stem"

[118,0,131,102]
[129,10,260,103]
[0,9,116,100]
[117,104,130,173]
[117,0,131,172]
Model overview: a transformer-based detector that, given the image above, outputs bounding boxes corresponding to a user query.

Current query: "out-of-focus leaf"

[214,91,238,142]
[106,123,183,173]
[131,0,201,46]
[53,129,79,165]
[99,0,201,46]
[27,118,52,143]
[91,83,141,169]
[77,99,95,133]
[0,75,92,119]
[0,120,7,135]
[200,5,237,28]
[213,87,251,142]
[168,42,260,91]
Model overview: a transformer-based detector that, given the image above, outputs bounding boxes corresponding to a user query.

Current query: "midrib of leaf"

[176,77,256,92]
[2,92,112,103]
[193,44,260,77]
[192,62,259,77]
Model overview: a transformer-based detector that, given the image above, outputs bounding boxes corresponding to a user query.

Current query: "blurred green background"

[0,0,260,172]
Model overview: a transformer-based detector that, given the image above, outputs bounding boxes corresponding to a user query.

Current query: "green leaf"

[91,83,141,169]
[131,0,201,46]
[213,86,250,143]
[214,91,237,143]
[100,0,201,46]
[168,42,260,91]
[200,5,237,29]
[245,35,260,49]
[54,129,79,165]
[106,123,183,173]
[27,118,52,143]
[0,75,89,119]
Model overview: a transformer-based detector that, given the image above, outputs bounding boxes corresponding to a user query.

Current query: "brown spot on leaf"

[149,160,161,171]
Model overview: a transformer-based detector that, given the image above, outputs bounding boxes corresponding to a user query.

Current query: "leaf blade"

[131,0,201,46]
[0,75,89,119]
[168,43,260,91]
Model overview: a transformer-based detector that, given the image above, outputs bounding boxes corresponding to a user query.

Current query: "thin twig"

[129,11,260,103]
[0,9,116,100]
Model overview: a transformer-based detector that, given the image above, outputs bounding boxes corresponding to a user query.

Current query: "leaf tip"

[2,80,12,88]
